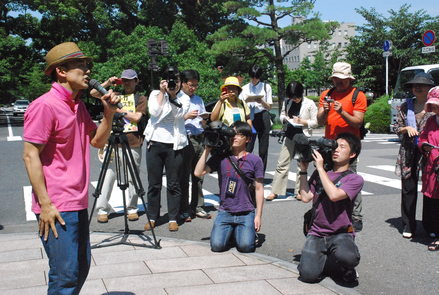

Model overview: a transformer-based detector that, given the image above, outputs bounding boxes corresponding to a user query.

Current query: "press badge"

[226,177,238,198]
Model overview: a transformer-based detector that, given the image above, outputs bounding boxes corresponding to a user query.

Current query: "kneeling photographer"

[194,121,264,253]
[297,133,364,285]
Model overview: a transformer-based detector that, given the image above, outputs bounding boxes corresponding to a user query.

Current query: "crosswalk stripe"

[22,165,414,221]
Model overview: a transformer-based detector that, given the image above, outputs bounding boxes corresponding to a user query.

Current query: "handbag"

[303,170,353,236]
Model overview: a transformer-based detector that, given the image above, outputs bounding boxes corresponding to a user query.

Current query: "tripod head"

[112,112,127,134]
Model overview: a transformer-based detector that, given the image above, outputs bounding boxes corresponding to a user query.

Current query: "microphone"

[88,79,123,109]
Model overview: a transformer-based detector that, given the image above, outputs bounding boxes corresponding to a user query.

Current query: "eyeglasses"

[63,60,93,70]
[186,83,199,89]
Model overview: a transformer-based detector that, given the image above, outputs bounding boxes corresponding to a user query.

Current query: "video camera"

[203,121,236,155]
[292,134,338,170]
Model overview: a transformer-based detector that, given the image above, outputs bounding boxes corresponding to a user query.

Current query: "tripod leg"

[89,140,115,225]
[114,145,130,235]
[121,140,161,248]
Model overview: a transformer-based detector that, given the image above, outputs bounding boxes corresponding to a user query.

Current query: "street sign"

[422,46,436,54]
[383,40,392,51]
[422,30,436,47]
[383,51,392,57]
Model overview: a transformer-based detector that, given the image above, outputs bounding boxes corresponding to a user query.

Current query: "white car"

[13,100,30,116]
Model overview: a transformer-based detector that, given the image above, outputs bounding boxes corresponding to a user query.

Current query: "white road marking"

[367,165,395,172]
[6,115,22,141]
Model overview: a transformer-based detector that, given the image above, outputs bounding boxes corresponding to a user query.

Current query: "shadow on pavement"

[385,217,432,246]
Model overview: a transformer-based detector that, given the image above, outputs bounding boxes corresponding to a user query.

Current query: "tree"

[207,0,336,111]
[346,4,439,96]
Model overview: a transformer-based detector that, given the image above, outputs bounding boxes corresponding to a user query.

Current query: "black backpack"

[326,87,368,139]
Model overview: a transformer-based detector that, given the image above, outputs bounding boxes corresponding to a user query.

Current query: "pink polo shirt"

[24,83,97,213]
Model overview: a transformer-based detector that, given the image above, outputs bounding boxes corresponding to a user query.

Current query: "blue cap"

[121,69,138,80]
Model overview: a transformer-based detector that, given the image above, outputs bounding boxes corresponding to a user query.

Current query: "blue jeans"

[37,209,91,295]
[210,210,256,253]
[298,233,360,283]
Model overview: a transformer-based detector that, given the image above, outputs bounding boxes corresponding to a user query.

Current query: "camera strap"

[309,169,354,212]
[226,156,256,205]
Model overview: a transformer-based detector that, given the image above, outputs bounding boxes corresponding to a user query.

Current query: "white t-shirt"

[240,82,273,114]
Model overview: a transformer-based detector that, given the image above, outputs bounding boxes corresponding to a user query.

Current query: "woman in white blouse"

[240,65,272,173]
[143,66,190,232]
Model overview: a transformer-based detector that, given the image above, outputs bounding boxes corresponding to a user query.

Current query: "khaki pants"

[271,137,301,196]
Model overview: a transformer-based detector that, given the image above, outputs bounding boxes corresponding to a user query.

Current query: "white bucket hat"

[329,62,355,80]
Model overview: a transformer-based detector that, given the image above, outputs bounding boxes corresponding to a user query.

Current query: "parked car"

[13,100,30,116]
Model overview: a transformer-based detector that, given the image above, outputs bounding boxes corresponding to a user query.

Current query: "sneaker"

[127,212,139,221]
[402,232,413,239]
[144,220,155,231]
[97,214,108,223]
[429,232,437,238]
[168,222,179,232]
[195,207,210,219]
[265,193,278,201]
[352,219,363,232]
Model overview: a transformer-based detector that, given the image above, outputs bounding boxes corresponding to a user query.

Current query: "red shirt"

[319,87,367,139]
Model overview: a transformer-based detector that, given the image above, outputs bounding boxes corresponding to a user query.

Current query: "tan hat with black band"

[44,42,92,76]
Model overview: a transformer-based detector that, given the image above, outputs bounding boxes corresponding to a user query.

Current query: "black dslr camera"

[292,134,338,170]
[163,66,178,90]
[204,121,236,155]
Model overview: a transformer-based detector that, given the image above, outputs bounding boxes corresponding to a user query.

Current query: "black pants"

[423,195,439,235]
[146,141,184,221]
[401,168,419,234]
[247,110,271,172]
[298,233,360,283]
[179,135,204,215]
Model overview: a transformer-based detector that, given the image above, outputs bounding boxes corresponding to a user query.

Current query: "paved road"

[0,113,438,294]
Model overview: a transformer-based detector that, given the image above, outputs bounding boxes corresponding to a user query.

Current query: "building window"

[344,30,348,35]
[338,30,341,36]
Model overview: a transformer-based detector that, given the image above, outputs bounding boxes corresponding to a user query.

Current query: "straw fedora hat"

[44,42,92,76]
[220,76,242,92]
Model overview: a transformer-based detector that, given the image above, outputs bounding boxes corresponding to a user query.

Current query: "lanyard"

[226,153,247,178]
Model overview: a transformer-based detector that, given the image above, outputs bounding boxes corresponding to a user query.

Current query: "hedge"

[364,95,391,134]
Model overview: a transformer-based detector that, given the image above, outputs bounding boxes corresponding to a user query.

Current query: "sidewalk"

[0,232,361,295]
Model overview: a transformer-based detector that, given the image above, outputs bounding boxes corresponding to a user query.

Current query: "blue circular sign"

[383,40,391,51]
[423,30,436,46]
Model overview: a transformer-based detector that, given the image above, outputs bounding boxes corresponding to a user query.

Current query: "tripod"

[88,120,161,249]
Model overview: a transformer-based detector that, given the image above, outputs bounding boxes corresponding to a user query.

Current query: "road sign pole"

[385,55,389,96]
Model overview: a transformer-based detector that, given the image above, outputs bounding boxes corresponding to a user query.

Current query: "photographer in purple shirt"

[195,121,264,253]
[297,133,364,285]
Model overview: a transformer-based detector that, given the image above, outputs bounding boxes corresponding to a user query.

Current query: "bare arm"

[194,146,213,177]
[333,100,364,128]
[254,178,264,232]
[298,161,314,203]
[313,150,349,202]
[317,105,329,126]
[23,142,65,240]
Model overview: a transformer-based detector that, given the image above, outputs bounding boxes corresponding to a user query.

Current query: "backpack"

[326,87,368,139]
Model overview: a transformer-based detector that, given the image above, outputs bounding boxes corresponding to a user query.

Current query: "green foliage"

[346,4,439,96]
[364,95,391,134]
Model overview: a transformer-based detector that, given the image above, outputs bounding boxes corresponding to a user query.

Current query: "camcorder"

[292,134,338,171]
[203,121,236,156]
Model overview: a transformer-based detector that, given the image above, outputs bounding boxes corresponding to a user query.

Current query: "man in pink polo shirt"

[22,42,120,295]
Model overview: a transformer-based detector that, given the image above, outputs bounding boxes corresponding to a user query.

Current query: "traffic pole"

[385,55,388,96]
